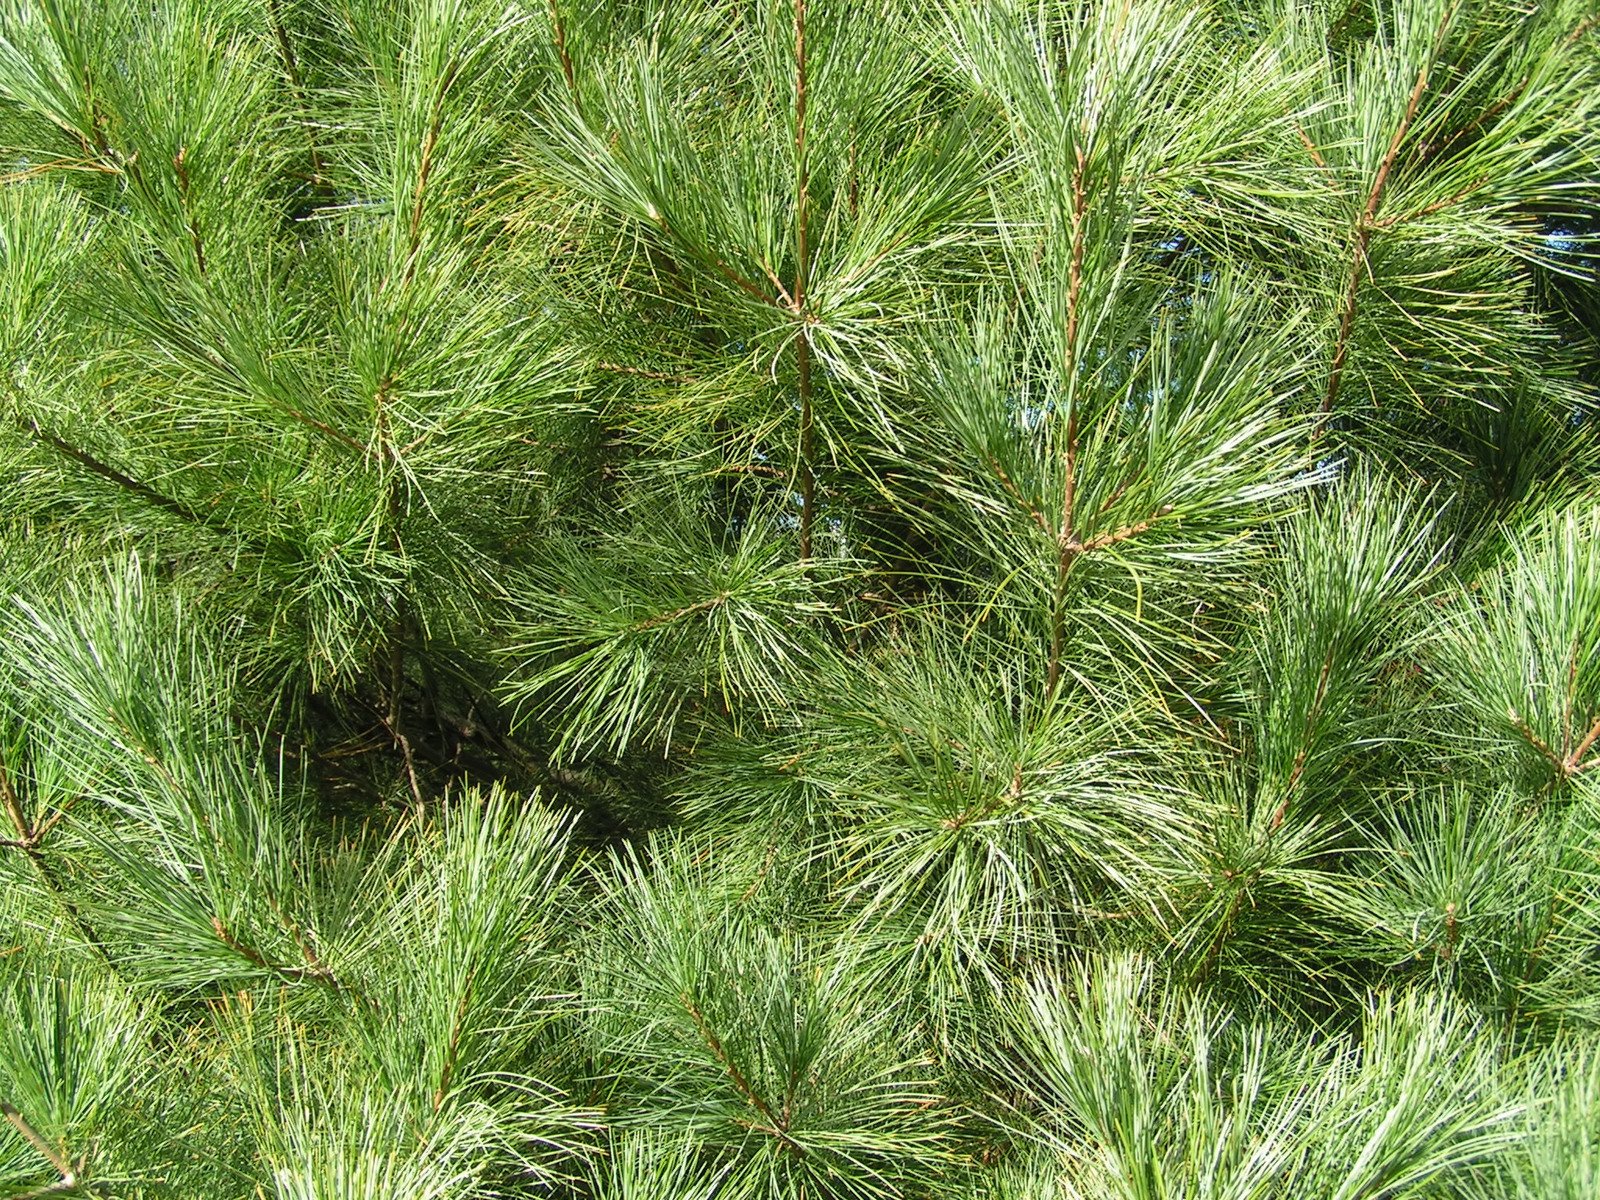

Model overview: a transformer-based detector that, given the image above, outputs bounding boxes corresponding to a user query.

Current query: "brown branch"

[1413,79,1527,171]
[1095,465,1143,518]
[632,593,727,633]
[1077,507,1171,554]
[1323,10,1450,417]
[1280,645,1337,810]
[942,763,1023,832]
[405,61,459,283]
[1295,123,1329,170]
[0,750,109,962]
[739,843,779,904]
[716,462,785,479]
[1375,177,1489,229]
[1508,710,1564,771]
[12,1179,88,1200]
[211,916,337,986]
[0,157,119,185]
[547,0,578,105]
[986,454,1050,534]
[173,146,206,276]
[1567,713,1600,775]
[433,969,475,1112]
[268,0,327,185]
[0,747,30,846]
[15,414,226,533]
[756,257,797,311]
[650,212,785,310]
[2,1101,76,1186]
[681,993,807,1156]
[1194,886,1248,985]
[1440,900,1459,961]
[272,401,367,455]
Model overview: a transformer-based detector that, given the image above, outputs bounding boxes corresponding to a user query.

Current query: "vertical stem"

[404,62,456,285]
[267,0,327,185]
[172,146,206,276]
[0,747,29,846]
[1322,12,1446,418]
[792,0,814,562]
[547,0,579,108]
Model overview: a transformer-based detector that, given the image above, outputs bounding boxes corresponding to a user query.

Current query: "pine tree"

[1,1,1599,1197]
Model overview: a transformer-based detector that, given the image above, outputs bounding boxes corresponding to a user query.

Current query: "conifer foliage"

[1,0,1599,1196]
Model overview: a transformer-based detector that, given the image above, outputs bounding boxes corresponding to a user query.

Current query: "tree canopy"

[1,1,1599,1197]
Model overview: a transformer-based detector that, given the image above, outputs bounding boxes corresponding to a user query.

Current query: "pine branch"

[267,0,327,184]
[433,968,475,1112]
[547,0,578,107]
[15,415,221,534]
[1323,7,1454,417]
[1565,713,1600,775]
[172,146,206,277]
[1,1101,77,1190]
[404,61,459,284]
[680,992,808,1157]
[210,916,338,987]
[0,746,32,848]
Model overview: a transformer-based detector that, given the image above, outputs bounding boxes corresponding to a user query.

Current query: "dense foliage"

[2,0,1599,1196]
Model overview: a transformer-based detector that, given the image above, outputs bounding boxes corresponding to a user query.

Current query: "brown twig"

[986,454,1050,534]
[0,157,119,185]
[1077,508,1171,554]
[1280,645,1336,812]
[631,593,728,633]
[681,993,807,1156]
[268,0,327,184]
[1509,709,1565,772]
[1375,177,1489,229]
[172,146,206,276]
[433,969,475,1112]
[1566,713,1600,775]
[941,763,1023,832]
[16,415,221,533]
[0,748,31,847]
[2,1101,76,1187]
[404,62,459,283]
[1322,9,1452,418]
[1295,123,1330,171]
[211,916,337,986]
[547,0,578,105]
